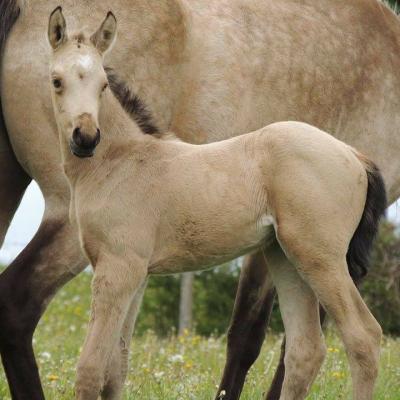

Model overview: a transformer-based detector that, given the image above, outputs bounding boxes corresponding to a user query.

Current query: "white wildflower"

[40,352,51,360]
[169,354,184,363]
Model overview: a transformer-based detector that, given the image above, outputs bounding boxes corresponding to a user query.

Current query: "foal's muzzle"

[70,127,101,158]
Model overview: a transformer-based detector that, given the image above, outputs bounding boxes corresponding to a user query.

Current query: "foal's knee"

[286,339,326,373]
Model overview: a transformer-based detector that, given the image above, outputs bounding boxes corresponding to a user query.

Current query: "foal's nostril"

[72,127,82,146]
[94,129,101,146]
[72,127,100,150]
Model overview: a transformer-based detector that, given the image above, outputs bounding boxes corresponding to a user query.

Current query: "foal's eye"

[102,83,108,92]
[52,79,62,90]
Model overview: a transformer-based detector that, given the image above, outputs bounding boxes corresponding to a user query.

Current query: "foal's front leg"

[75,253,147,400]
[101,280,148,400]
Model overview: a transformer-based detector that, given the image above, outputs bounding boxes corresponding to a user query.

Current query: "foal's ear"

[48,6,68,50]
[90,12,117,55]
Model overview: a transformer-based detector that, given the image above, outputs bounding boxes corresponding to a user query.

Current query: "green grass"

[0,272,399,399]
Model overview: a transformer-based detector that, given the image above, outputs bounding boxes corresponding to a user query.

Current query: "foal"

[48,9,386,400]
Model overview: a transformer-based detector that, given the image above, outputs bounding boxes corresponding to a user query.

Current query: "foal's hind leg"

[265,244,326,400]
[101,280,148,400]
[300,263,380,400]
[216,251,276,400]
[75,253,147,400]
[277,232,381,400]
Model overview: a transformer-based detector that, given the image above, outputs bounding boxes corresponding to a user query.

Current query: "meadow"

[0,271,399,400]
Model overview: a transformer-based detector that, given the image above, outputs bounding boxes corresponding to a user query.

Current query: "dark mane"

[0,1,19,48]
[105,67,159,135]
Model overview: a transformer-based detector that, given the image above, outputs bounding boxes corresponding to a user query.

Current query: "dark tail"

[1,1,21,128]
[347,154,387,284]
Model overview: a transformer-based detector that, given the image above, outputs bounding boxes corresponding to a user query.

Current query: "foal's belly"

[148,218,276,275]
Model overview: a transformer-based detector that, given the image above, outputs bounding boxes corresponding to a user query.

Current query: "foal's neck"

[62,90,151,182]
[100,90,148,146]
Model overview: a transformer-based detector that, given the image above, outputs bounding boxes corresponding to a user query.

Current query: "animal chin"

[69,140,95,158]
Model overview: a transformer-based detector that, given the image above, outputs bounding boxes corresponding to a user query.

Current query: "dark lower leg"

[0,120,31,245]
[216,251,275,400]
[0,219,86,400]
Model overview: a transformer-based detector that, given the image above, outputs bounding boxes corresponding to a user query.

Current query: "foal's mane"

[105,67,160,135]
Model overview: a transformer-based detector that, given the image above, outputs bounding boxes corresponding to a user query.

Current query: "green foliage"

[385,0,400,13]
[191,265,286,335]
[136,275,180,336]
[136,265,242,336]
[361,221,400,335]
[192,265,239,335]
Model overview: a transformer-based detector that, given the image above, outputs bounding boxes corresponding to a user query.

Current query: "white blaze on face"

[76,54,94,72]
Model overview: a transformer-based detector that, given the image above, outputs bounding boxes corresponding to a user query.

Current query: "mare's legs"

[0,121,31,245]
[265,244,326,400]
[216,251,276,400]
[101,280,148,400]
[75,253,147,400]
[0,123,82,400]
[0,205,87,400]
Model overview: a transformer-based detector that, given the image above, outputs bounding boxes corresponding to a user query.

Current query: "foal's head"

[47,7,117,158]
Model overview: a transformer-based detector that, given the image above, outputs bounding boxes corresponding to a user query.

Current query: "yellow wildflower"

[327,347,340,353]
[185,361,193,369]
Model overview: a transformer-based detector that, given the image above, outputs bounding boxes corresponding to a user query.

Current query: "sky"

[0,181,399,264]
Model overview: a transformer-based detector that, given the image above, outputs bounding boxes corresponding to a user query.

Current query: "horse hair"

[0,1,21,133]
[105,67,160,135]
[346,160,387,283]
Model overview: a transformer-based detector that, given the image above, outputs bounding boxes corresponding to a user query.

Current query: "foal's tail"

[347,153,387,284]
